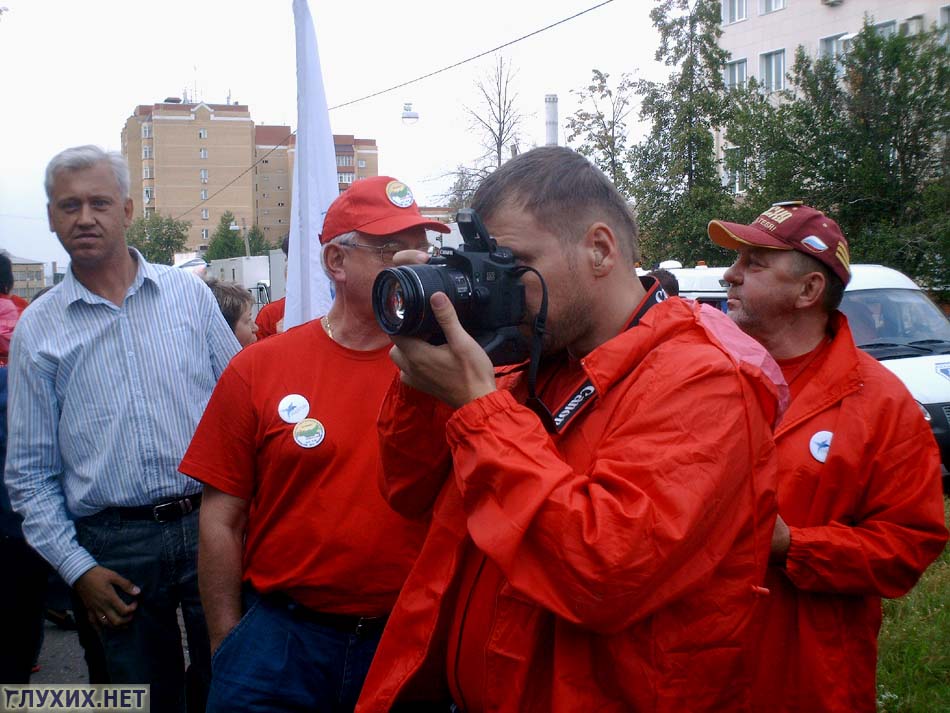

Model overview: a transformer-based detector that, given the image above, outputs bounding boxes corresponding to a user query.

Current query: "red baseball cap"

[708,201,851,285]
[319,176,450,245]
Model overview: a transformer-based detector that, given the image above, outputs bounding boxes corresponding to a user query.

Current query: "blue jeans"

[206,590,383,713]
[74,509,209,713]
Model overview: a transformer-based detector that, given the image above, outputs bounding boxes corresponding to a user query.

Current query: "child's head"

[206,278,258,348]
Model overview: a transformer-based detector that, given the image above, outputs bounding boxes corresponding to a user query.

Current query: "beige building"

[3,252,45,301]
[122,101,381,253]
[717,0,949,191]
[122,99,257,252]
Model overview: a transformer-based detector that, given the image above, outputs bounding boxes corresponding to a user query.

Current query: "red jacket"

[752,314,948,712]
[357,299,784,712]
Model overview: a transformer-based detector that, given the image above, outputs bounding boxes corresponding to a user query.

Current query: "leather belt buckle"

[152,497,194,522]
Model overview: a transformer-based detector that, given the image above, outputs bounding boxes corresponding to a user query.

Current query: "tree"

[125,213,190,265]
[204,211,244,261]
[246,225,272,256]
[724,22,950,287]
[630,0,735,266]
[438,165,490,216]
[466,56,523,169]
[566,70,636,196]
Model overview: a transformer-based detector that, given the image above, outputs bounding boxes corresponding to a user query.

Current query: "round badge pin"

[809,430,833,463]
[277,394,310,424]
[385,180,414,208]
[293,418,326,449]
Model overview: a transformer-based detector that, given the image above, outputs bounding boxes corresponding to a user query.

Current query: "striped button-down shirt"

[4,250,240,585]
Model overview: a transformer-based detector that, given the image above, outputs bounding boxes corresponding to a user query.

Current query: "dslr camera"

[371,208,527,365]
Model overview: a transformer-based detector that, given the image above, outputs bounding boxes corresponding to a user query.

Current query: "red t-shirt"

[179,319,428,615]
[255,297,285,340]
[776,336,832,402]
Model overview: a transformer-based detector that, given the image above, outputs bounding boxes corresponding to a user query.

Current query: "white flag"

[285,0,338,328]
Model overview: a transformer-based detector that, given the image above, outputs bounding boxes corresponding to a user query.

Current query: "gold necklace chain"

[322,314,334,341]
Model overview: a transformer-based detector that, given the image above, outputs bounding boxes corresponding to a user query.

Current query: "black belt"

[113,493,202,523]
[263,591,387,636]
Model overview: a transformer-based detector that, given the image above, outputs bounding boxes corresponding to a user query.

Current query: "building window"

[142,145,152,160]
[760,0,783,13]
[143,187,153,203]
[899,15,924,36]
[144,207,154,218]
[722,0,746,24]
[276,185,283,190]
[201,208,209,220]
[141,123,152,139]
[201,228,209,240]
[338,173,355,184]
[200,169,209,184]
[143,166,153,179]
[941,6,950,44]
[724,59,747,90]
[819,33,848,74]
[262,159,269,164]
[874,20,897,38]
[723,147,748,194]
[198,128,208,139]
[357,159,366,169]
[200,189,208,200]
[336,154,354,167]
[199,148,208,159]
[277,202,285,207]
[760,50,785,92]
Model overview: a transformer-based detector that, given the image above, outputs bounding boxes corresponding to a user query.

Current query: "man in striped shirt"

[4,145,239,711]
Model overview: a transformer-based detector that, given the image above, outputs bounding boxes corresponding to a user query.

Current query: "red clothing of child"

[254,297,285,341]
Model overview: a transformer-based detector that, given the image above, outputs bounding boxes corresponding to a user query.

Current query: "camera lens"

[372,265,473,339]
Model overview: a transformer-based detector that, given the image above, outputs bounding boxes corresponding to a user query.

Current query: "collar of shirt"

[60,248,159,307]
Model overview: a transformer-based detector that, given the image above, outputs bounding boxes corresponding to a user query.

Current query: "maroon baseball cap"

[708,201,851,285]
[319,176,450,245]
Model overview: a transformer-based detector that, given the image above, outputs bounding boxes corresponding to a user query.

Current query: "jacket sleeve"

[377,377,456,519]
[446,354,776,635]
[784,418,948,598]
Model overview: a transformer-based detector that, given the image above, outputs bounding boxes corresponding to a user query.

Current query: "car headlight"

[917,401,932,422]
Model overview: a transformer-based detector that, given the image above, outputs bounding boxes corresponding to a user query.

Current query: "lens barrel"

[372,265,473,339]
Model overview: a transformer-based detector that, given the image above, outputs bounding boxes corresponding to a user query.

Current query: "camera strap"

[522,275,666,434]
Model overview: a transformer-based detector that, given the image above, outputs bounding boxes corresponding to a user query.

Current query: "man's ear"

[585,222,619,276]
[796,271,827,310]
[123,198,134,228]
[323,243,346,282]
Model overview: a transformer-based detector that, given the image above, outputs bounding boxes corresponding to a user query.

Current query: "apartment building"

[121,99,256,252]
[716,0,949,192]
[122,99,381,253]
[253,128,380,245]
[720,0,948,93]
[3,252,45,301]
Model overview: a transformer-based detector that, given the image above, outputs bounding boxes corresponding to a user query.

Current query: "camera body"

[371,208,527,365]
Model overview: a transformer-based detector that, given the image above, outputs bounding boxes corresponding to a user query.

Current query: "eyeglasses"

[338,241,439,261]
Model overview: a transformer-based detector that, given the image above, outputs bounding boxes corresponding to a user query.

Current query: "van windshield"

[840,289,950,349]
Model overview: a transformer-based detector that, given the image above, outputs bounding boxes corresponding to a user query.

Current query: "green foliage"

[630,0,735,266]
[125,213,190,265]
[724,22,950,287]
[566,70,636,196]
[246,224,272,256]
[877,499,950,712]
[204,211,244,261]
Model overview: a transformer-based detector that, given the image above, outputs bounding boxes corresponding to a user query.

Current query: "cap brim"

[708,220,792,251]
[358,213,451,237]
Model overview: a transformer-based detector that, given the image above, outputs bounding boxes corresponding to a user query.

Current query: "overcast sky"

[0,0,667,270]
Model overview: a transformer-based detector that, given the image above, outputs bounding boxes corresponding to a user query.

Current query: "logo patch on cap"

[801,235,829,253]
[385,181,414,208]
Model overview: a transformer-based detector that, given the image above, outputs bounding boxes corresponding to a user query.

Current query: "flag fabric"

[285,0,338,329]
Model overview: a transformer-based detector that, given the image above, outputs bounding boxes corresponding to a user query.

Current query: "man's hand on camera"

[390,292,497,409]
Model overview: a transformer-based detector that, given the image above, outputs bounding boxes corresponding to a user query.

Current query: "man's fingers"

[392,249,430,267]
[429,293,468,345]
[108,571,142,598]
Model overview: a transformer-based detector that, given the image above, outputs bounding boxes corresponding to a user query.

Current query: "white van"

[665,263,950,486]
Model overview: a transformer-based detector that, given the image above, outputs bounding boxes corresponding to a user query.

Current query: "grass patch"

[877,498,950,712]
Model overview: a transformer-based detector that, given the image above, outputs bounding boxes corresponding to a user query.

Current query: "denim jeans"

[206,590,383,713]
[74,508,209,713]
